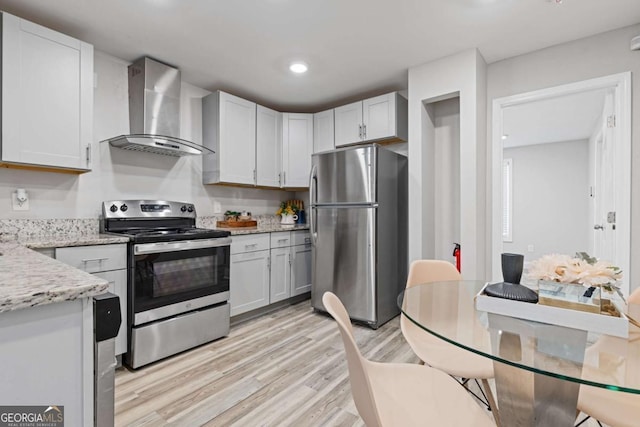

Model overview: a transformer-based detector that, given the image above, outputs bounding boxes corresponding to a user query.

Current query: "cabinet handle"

[253,169,257,185]
[82,257,108,264]
[86,145,92,165]
[277,239,289,243]
[289,253,292,266]
[267,256,271,270]
[363,124,366,139]
[245,244,258,249]
[358,124,362,139]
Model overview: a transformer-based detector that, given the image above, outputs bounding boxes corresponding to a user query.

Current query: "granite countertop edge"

[21,233,130,249]
[218,224,310,235]
[0,242,110,314]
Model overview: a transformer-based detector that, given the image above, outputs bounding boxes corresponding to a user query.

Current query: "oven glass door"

[133,245,229,314]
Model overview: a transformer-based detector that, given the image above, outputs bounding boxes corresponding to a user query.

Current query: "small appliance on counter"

[101,200,231,369]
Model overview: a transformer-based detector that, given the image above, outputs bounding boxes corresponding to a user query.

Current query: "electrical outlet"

[527,245,534,253]
[11,192,29,211]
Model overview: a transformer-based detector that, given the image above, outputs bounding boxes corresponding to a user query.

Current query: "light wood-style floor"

[115,300,603,427]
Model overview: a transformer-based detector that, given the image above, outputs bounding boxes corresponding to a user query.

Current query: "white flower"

[527,253,622,288]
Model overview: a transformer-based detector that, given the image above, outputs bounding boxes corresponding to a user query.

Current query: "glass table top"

[398,280,640,394]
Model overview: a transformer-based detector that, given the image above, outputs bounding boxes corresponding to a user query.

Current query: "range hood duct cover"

[102,57,213,157]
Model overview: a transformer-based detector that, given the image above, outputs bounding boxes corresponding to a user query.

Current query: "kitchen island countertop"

[0,242,108,313]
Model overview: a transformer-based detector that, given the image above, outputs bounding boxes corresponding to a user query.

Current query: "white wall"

[433,98,460,263]
[0,51,290,219]
[408,49,487,278]
[503,140,590,261]
[486,23,640,289]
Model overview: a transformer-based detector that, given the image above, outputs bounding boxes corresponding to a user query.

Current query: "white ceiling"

[0,0,638,112]
[502,88,608,148]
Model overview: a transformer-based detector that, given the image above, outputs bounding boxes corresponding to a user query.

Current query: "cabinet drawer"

[230,234,270,254]
[292,230,311,246]
[56,243,127,273]
[270,232,292,248]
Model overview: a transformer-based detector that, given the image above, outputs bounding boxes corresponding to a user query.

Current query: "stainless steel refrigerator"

[309,144,407,328]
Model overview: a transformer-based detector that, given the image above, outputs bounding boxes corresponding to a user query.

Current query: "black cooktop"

[111,227,230,243]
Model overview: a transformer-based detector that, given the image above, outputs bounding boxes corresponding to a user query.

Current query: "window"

[503,158,513,242]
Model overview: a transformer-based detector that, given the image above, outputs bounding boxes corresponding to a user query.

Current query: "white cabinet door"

[282,113,313,188]
[2,12,93,171]
[362,93,396,141]
[291,243,312,296]
[269,247,291,303]
[93,270,127,356]
[230,250,270,316]
[313,109,335,153]
[256,105,282,187]
[334,101,363,147]
[203,91,256,185]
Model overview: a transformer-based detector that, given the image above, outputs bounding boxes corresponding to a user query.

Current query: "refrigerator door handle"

[309,164,318,244]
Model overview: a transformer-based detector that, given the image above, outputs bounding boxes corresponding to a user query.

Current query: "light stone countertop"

[21,233,130,249]
[217,224,310,235]
[0,242,109,313]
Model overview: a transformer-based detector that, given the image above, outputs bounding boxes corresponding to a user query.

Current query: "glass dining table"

[398,280,640,427]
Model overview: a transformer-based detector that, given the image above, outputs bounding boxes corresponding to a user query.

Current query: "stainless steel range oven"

[102,200,232,369]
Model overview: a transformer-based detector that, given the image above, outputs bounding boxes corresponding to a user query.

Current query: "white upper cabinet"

[313,109,335,153]
[203,91,257,185]
[256,105,282,187]
[282,113,313,188]
[1,12,93,172]
[335,92,407,147]
[334,101,363,147]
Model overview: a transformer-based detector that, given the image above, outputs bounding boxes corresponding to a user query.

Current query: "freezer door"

[311,206,376,323]
[312,145,376,204]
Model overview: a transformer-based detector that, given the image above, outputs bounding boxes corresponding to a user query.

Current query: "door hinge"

[289,253,292,266]
[278,172,282,186]
[607,115,616,128]
[86,144,92,165]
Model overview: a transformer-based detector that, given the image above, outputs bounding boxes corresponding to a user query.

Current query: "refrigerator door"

[311,205,376,323]
[311,145,376,205]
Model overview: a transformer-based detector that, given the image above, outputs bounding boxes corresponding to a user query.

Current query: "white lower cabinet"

[229,249,270,316]
[55,243,127,356]
[291,243,312,296]
[269,246,291,303]
[230,231,312,317]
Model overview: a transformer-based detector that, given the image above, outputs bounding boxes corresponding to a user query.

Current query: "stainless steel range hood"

[102,57,214,157]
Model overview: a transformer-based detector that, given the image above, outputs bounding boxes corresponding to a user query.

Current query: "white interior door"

[592,92,616,264]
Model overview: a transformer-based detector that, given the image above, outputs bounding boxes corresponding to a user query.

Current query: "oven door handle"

[134,237,232,255]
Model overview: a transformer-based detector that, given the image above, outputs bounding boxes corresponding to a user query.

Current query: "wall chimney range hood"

[102,57,214,157]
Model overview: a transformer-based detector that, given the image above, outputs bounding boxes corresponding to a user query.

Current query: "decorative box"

[475,282,629,338]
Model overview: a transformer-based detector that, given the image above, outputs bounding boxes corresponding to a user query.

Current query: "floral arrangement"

[527,252,622,290]
[276,202,299,217]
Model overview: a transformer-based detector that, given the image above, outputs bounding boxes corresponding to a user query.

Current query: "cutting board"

[216,220,258,228]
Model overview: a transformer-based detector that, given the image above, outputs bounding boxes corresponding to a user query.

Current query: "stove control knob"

[120,204,128,212]
[181,205,187,212]
[187,205,194,213]
[109,204,118,213]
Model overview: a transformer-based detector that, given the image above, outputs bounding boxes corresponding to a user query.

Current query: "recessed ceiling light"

[289,62,308,74]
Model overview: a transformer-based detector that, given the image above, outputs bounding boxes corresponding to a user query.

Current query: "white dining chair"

[575,288,640,427]
[323,292,495,427]
[400,260,500,425]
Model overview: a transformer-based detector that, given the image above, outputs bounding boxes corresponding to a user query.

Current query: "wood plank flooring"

[115,300,604,427]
